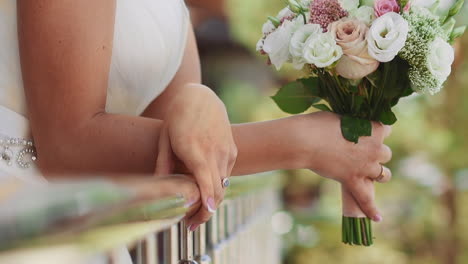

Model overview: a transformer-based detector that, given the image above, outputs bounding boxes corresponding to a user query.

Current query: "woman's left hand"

[155,83,237,230]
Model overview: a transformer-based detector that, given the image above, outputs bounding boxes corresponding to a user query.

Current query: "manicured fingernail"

[188,224,200,232]
[207,197,216,213]
[374,214,383,222]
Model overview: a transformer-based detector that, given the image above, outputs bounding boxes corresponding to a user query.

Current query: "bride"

[1,0,392,230]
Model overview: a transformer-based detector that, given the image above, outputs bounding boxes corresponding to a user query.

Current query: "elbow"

[33,116,101,176]
[34,133,82,175]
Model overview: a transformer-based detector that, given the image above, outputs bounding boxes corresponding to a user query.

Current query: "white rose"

[256,38,265,52]
[367,12,409,62]
[303,32,343,68]
[289,24,322,69]
[263,17,304,70]
[427,37,454,81]
[339,0,360,11]
[257,21,276,52]
[350,6,376,25]
[256,39,263,52]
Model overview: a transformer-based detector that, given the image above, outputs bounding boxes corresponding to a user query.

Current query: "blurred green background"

[190,1,468,263]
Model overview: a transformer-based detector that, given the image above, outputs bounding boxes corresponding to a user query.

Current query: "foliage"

[271,58,412,142]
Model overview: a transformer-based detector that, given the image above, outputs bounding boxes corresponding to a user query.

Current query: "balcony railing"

[0,173,283,264]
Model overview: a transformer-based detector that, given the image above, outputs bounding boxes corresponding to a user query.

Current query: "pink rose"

[374,0,400,17]
[330,18,379,79]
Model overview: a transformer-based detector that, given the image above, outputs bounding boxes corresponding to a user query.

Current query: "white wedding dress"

[0,0,189,181]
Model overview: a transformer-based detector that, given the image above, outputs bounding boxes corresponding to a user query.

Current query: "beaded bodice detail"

[0,136,36,169]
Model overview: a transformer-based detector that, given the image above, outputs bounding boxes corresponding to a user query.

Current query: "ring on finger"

[374,165,385,182]
[221,177,230,188]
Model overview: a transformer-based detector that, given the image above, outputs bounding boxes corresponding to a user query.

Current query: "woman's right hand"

[295,111,392,221]
[154,83,237,230]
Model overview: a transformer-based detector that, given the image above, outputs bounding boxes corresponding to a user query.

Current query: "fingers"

[187,159,228,230]
[157,175,201,217]
[371,122,392,140]
[346,179,382,222]
[370,144,392,183]
[367,163,392,183]
[186,147,235,229]
[379,144,392,164]
[371,121,385,140]
[186,205,213,231]
[211,154,225,206]
[367,163,383,180]
[376,166,392,183]
[183,156,216,227]
[189,159,216,213]
[155,124,174,176]
[383,125,392,138]
[225,145,237,179]
[188,155,225,228]
[341,186,365,218]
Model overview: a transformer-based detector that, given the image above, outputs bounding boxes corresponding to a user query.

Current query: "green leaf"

[340,116,372,144]
[312,104,332,112]
[381,59,411,100]
[379,110,397,125]
[271,81,320,114]
[401,85,414,97]
[442,17,456,36]
[267,16,280,27]
[299,77,321,96]
[288,0,302,13]
[429,0,441,13]
[448,0,465,18]
[390,84,413,107]
[450,25,466,44]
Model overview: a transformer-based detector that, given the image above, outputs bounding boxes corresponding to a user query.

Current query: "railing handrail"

[0,172,283,260]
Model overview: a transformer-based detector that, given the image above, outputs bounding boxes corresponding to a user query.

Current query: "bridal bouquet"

[257,0,465,246]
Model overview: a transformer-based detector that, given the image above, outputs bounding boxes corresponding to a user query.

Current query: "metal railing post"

[145,234,158,264]
[194,224,211,264]
[163,225,179,264]
[179,221,197,264]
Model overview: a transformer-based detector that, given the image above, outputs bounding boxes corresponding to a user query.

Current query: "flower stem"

[342,217,373,246]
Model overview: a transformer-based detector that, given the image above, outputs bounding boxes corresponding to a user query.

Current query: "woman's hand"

[296,111,392,221]
[155,83,237,230]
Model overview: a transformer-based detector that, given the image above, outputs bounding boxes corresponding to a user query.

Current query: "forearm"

[230,116,305,176]
[37,113,163,176]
